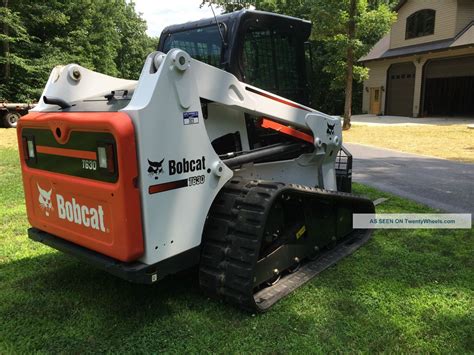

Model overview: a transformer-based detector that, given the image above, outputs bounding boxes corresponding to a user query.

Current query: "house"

[360,0,474,117]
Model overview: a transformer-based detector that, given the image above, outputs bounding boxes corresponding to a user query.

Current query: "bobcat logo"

[37,184,53,216]
[148,158,164,180]
[326,123,335,136]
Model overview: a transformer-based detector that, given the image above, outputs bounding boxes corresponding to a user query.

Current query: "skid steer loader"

[17,10,374,312]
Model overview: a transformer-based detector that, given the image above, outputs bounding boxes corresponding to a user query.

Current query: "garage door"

[423,56,474,116]
[386,62,416,116]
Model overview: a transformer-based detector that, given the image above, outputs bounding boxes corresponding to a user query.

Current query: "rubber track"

[199,178,374,312]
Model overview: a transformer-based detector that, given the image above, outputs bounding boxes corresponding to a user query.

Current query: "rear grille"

[335,145,352,193]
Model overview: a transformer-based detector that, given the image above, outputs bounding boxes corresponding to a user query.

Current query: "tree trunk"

[343,0,356,130]
[1,0,10,82]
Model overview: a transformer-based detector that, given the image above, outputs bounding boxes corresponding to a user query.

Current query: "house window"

[406,9,435,39]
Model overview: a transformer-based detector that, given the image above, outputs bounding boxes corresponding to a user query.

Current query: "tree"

[0,0,156,102]
[310,0,396,128]
[115,0,158,79]
[0,0,31,101]
[202,0,396,124]
[1,0,10,83]
[343,0,357,130]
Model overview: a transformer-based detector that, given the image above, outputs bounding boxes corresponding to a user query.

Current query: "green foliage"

[0,4,32,101]
[1,0,395,112]
[310,0,396,90]
[0,0,157,102]
[309,40,364,114]
[203,0,396,114]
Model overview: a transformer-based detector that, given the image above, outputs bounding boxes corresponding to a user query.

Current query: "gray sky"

[134,0,223,37]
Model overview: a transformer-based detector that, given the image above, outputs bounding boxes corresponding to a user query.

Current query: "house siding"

[456,0,474,33]
[362,61,390,113]
[362,47,474,116]
[390,0,458,49]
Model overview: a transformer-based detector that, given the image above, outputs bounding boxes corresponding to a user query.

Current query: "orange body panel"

[17,112,144,262]
[261,118,314,143]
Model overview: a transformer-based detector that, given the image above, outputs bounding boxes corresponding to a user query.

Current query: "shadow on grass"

[1,252,221,352]
[1,226,472,353]
[0,181,472,353]
[2,134,472,352]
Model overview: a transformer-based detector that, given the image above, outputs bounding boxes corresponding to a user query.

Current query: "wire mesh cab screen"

[162,25,223,68]
[242,26,300,102]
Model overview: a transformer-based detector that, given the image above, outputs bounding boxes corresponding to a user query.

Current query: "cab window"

[162,26,223,67]
[242,27,299,99]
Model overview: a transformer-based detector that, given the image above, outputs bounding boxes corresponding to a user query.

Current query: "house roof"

[360,21,474,63]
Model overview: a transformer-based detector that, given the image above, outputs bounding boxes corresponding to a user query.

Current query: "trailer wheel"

[2,112,21,128]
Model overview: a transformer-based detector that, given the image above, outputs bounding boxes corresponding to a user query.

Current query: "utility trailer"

[0,101,35,128]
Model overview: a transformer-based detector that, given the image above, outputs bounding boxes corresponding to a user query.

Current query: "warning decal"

[183,111,199,125]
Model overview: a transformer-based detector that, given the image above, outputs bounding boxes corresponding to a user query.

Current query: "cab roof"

[160,9,311,39]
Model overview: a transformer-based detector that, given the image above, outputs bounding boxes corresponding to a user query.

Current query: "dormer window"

[406,9,436,39]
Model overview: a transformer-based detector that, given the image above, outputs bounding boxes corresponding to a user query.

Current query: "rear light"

[98,147,107,168]
[106,143,115,174]
[22,136,36,160]
[97,143,116,174]
[28,140,35,158]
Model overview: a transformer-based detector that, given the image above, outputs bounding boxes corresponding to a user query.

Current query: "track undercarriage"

[200,178,375,312]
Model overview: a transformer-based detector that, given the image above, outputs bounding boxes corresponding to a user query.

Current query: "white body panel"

[122,51,233,265]
[32,65,136,112]
[34,49,343,266]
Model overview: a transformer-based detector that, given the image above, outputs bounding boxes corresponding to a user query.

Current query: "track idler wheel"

[308,246,321,261]
[288,257,301,273]
[266,269,281,286]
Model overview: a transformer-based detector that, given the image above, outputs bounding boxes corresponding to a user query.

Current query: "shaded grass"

[0,136,473,353]
[343,124,474,162]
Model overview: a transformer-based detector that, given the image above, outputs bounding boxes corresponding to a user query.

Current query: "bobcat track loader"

[17,10,374,312]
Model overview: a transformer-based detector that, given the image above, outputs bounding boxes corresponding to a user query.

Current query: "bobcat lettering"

[37,183,106,232]
[56,195,106,232]
[169,156,206,175]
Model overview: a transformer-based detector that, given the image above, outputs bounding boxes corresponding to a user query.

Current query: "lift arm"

[159,50,342,190]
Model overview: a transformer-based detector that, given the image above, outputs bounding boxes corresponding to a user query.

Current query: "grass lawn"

[1,128,473,353]
[343,124,474,163]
